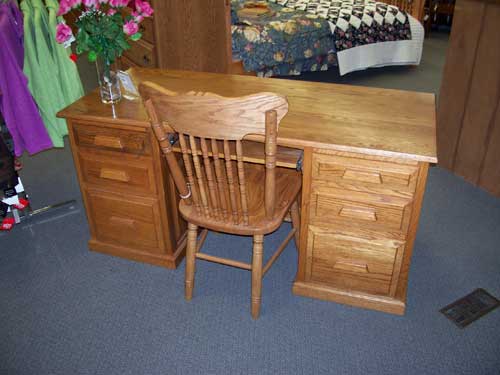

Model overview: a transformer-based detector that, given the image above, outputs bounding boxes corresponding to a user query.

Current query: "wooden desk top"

[59,68,437,163]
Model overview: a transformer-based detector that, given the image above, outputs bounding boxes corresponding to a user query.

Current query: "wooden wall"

[152,0,232,73]
[437,0,500,197]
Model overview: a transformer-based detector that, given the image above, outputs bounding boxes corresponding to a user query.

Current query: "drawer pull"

[342,169,382,184]
[339,206,377,222]
[334,260,369,274]
[110,216,136,227]
[99,168,130,182]
[94,135,123,150]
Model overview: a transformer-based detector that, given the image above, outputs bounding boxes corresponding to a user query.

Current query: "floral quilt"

[232,0,413,77]
[231,0,337,76]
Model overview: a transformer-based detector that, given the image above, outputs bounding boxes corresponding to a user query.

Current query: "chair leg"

[185,223,198,301]
[290,199,300,251]
[251,234,264,319]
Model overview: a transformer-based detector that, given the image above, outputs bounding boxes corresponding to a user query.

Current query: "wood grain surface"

[59,69,437,163]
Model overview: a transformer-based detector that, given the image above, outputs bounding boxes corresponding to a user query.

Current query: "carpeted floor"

[1,32,500,375]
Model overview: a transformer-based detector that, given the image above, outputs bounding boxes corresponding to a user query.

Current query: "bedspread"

[274,0,412,51]
[231,0,336,75]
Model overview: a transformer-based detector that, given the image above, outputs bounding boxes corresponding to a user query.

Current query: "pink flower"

[68,0,82,7]
[57,0,79,15]
[83,0,98,8]
[123,20,139,36]
[131,10,143,22]
[57,1,71,16]
[107,8,117,15]
[109,0,129,6]
[55,23,73,43]
[135,0,153,16]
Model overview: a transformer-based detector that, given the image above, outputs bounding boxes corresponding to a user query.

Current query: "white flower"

[243,27,260,42]
[269,21,284,31]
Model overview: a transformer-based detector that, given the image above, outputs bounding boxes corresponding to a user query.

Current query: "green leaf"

[130,32,142,42]
[117,37,130,50]
[88,50,97,62]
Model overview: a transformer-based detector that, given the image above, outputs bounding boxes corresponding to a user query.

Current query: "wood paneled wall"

[152,0,232,73]
[437,0,500,197]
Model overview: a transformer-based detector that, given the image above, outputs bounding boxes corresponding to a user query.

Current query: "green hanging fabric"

[44,0,84,103]
[21,0,68,147]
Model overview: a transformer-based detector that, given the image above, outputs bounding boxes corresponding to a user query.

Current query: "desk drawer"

[312,152,419,194]
[123,39,156,68]
[119,55,139,71]
[138,17,155,44]
[79,151,156,195]
[87,190,163,253]
[306,225,404,296]
[73,123,151,156]
[310,187,412,232]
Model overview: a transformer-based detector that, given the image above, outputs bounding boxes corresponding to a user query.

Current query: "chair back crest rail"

[139,81,289,226]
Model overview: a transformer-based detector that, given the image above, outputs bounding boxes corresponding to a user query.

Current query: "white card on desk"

[117,70,139,96]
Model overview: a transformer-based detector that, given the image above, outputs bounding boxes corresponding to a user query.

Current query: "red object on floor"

[70,53,78,63]
[0,217,15,231]
[14,158,23,171]
[13,198,29,210]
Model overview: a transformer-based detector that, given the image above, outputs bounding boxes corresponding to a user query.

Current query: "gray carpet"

[1,32,500,375]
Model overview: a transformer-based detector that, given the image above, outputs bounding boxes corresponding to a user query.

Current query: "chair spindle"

[179,133,201,214]
[224,139,239,224]
[200,138,221,220]
[189,135,210,217]
[236,140,249,225]
[211,139,229,221]
[265,110,278,218]
[144,99,191,204]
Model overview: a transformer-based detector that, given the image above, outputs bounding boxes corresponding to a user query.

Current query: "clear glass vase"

[95,58,121,104]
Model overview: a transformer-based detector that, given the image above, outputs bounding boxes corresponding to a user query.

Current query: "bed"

[231,0,425,76]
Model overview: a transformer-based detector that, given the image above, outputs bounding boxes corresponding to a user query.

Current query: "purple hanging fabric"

[0,0,52,156]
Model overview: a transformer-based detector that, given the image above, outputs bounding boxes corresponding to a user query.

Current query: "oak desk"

[59,68,437,315]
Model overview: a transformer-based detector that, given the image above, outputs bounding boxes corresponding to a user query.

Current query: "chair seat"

[179,164,301,235]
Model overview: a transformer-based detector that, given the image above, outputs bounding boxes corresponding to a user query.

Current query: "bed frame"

[149,0,425,75]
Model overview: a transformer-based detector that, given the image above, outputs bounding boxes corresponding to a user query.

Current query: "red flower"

[70,53,78,62]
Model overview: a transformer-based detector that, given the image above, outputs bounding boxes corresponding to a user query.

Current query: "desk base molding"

[292,281,406,315]
[88,233,187,269]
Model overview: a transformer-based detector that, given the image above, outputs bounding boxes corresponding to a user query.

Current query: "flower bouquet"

[55,0,154,103]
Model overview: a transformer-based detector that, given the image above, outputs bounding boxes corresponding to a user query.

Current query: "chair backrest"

[139,81,289,225]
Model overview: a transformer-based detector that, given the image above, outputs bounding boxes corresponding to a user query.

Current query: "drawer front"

[86,190,164,253]
[138,17,155,44]
[309,188,412,232]
[73,123,151,155]
[79,151,156,195]
[123,39,156,68]
[306,226,404,296]
[119,55,139,71]
[312,152,419,194]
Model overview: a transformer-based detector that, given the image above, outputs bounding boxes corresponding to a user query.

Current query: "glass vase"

[95,58,121,104]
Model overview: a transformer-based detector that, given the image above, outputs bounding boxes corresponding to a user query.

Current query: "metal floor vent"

[440,288,500,328]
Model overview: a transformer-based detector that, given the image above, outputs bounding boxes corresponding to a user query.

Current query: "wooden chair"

[139,81,301,319]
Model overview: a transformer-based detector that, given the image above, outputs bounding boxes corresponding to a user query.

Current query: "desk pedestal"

[293,148,429,315]
[67,120,187,269]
